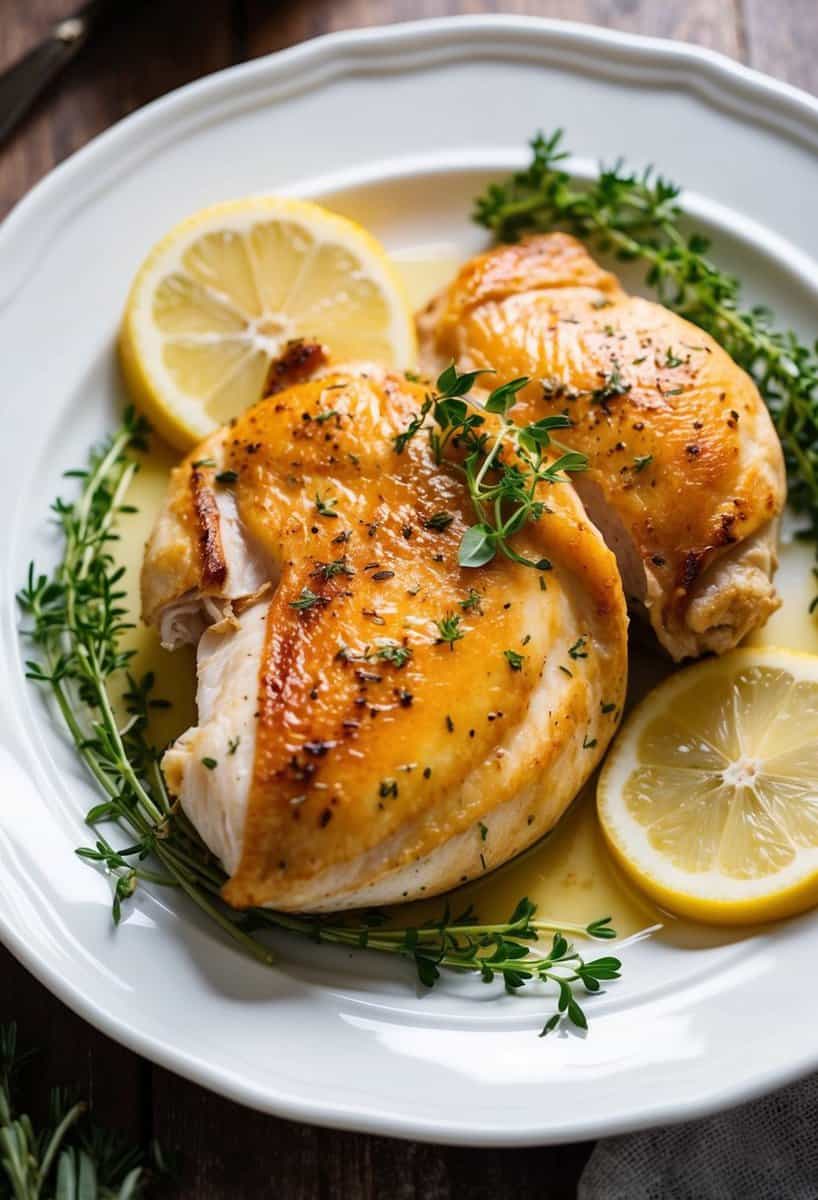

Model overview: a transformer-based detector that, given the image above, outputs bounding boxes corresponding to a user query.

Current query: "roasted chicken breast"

[143,364,628,911]
[418,233,786,660]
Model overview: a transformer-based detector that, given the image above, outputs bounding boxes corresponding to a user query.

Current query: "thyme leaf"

[435,612,465,649]
[290,587,326,611]
[374,640,413,669]
[394,365,587,571]
[314,491,339,518]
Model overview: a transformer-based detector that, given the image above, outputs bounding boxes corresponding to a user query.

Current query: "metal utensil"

[0,0,115,147]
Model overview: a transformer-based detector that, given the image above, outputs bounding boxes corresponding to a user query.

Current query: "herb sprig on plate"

[264,900,620,1039]
[395,363,588,570]
[18,419,620,1037]
[474,129,818,596]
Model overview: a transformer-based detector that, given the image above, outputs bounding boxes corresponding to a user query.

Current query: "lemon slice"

[597,648,818,924]
[119,197,416,449]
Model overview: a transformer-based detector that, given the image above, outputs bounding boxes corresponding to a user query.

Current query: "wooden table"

[2,2,816,1195]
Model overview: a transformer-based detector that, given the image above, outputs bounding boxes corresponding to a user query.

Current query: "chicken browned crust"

[142,365,628,911]
[418,233,786,660]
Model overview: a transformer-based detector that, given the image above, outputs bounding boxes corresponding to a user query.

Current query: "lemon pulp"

[120,197,416,450]
[598,648,818,923]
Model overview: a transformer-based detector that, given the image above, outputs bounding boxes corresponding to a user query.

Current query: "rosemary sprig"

[1,1022,163,1198]
[394,363,588,570]
[474,129,818,595]
[18,416,621,1036]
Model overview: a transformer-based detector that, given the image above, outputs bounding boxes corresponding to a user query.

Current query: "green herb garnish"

[591,361,631,407]
[314,492,339,518]
[395,364,587,571]
[289,587,326,611]
[374,640,413,669]
[435,612,465,649]
[313,557,355,580]
[460,588,483,613]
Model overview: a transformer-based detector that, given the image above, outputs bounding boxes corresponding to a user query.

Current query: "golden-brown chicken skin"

[418,233,786,660]
[142,365,628,911]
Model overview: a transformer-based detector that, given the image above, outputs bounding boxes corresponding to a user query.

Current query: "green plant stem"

[36,1101,87,1192]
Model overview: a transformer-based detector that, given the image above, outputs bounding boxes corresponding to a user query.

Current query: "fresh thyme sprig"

[435,612,465,649]
[474,129,818,595]
[394,363,588,570]
[1,1022,164,1198]
[18,416,621,1036]
[18,410,275,968]
[251,900,621,1038]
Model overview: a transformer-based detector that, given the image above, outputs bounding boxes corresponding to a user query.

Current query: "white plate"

[2,17,818,1146]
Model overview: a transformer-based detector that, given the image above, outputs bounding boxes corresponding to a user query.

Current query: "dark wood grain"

[744,0,818,94]
[0,0,240,216]
[1,1,816,1196]
[2,948,149,1147]
[244,0,740,59]
[150,1066,592,1199]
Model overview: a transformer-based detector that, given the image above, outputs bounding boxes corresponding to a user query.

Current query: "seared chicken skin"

[143,365,628,911]
[418,234,786,660]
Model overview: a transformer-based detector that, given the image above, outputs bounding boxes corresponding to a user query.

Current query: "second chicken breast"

[418,233,786,660]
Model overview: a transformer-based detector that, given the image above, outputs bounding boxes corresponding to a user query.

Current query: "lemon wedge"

[119,197,416,450]
[597,648,818,924]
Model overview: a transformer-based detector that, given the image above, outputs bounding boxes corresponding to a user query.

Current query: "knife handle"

[0,1,112,147]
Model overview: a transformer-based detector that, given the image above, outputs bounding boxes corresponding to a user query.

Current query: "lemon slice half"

[597,648,818,924]
[119,197,416,449]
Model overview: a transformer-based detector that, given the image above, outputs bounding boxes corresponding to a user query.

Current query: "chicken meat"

[142,362,628,911]
[418,233,787,660]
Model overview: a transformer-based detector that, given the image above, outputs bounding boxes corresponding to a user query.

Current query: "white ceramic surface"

[1,17,818,1146]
